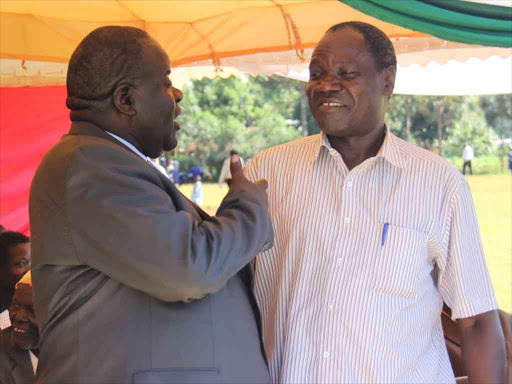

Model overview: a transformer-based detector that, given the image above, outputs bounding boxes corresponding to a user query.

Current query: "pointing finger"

[230,154,243,180]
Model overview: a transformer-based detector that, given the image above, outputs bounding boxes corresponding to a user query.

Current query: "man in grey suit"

[29,26,273,384]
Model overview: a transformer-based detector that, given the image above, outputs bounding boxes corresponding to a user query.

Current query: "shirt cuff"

[451,295,499,320]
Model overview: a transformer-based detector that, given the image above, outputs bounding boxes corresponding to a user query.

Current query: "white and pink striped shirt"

[245,131,497,383]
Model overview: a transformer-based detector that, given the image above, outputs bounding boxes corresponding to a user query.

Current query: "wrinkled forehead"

[12,284,33,307]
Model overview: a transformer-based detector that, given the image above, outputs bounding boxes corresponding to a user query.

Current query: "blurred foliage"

[164,75,511,180]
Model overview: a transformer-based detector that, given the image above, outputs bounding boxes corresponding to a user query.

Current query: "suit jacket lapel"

[4,334,35,383]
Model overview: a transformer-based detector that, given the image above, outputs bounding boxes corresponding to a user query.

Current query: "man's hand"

[230,154,268,200]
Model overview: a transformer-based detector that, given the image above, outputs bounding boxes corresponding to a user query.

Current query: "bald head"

[66,26,162,103]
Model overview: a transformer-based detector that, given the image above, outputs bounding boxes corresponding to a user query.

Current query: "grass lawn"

[180,174,511,312]
[466,174,511,312]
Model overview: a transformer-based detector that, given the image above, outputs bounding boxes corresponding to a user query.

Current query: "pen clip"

[381,223,390,246]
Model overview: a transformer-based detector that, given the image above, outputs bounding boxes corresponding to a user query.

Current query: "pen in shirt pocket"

[381,223,390,246]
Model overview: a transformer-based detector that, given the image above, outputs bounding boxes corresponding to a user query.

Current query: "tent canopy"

[341,0,512,47]
[1,0,511,89]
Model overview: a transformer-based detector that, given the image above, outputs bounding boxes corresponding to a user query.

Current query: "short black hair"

[0,231,29,269]
[326,21,397,71]
[67,26,160,103]
[229,150,239,156]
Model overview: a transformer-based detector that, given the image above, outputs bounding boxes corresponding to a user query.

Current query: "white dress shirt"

[105,131,148,161]
[105,131,169,178]
[29,349,38,374]
[245,131,497,383]
[0,309,10,329]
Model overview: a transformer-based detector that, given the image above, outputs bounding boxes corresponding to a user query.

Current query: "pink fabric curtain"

[0,86,69,234]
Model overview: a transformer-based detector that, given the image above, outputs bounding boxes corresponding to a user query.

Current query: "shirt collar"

[375,128,407,169]
[105,131,149,162]
[311,127,406,169]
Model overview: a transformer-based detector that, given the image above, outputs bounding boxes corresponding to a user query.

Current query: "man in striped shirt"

[245,22,505,383]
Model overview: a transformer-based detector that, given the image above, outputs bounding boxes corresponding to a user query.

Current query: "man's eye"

[14,261,27,267]
[309,72,322,80]
[340,71,358,78]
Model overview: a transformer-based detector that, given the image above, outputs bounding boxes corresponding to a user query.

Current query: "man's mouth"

[14,327,29,334]
[319,101,347,108]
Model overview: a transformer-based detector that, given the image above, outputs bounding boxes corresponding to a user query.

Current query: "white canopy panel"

[1,35,511,95]
[279,55,512,95]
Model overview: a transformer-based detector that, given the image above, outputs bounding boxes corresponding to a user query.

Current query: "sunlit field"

[179,174,512,312]
[466,174,512,312]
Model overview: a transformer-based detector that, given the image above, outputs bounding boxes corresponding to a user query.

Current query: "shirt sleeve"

[243,156,260,183]
[436,178,498,320]
[64,145,273,303]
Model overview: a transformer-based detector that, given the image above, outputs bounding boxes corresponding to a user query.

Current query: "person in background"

[219,150,243,187]
[191,175,203,206]
[245,21,505,383]
[187,166,204,183]
[29,25,273,383]
[171,159,180,184]
[462,142,474,175]
[0,232,30,330]
[508,145,512,171]
[0,271,38,384]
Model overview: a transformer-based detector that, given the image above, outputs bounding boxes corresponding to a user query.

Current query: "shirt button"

[344,217,350,224]
[347,181,353,187]
[323,351,330,359]
[337,258,343,265]
[328,304,334,311]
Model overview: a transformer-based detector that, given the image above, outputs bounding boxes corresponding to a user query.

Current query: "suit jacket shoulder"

[0,328,35,384]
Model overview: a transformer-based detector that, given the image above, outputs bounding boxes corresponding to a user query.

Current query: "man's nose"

[173,87,183,103]
[316,75,343,92]
[14,310,29,322]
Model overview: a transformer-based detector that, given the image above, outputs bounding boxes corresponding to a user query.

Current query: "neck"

[68,98,142,153]
[67,96,111,127]
[327,125,386,171]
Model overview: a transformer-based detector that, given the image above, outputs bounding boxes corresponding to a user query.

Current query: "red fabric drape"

[0,86,69,235]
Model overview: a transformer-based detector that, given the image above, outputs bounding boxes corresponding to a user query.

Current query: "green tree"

[479,95,512,171]
[170,75,301,180]
[444,97,495,158]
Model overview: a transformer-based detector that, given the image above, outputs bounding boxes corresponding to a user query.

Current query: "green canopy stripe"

[422,0,512,21]
[339,0,512,48]
[376,0,511,31]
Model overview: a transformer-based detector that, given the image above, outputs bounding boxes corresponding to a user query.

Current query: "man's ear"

[113,84,137,116]
[382,65,396,97]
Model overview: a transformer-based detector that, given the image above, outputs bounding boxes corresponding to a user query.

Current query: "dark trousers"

[462,160,473,175]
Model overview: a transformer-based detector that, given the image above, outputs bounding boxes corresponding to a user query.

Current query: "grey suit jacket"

[29,122,273,383]
[0,327,36,384]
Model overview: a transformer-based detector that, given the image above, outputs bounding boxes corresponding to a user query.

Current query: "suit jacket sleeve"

[64,143,273,303]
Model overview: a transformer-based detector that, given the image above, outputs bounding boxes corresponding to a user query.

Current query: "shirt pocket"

[371,223,428,300]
